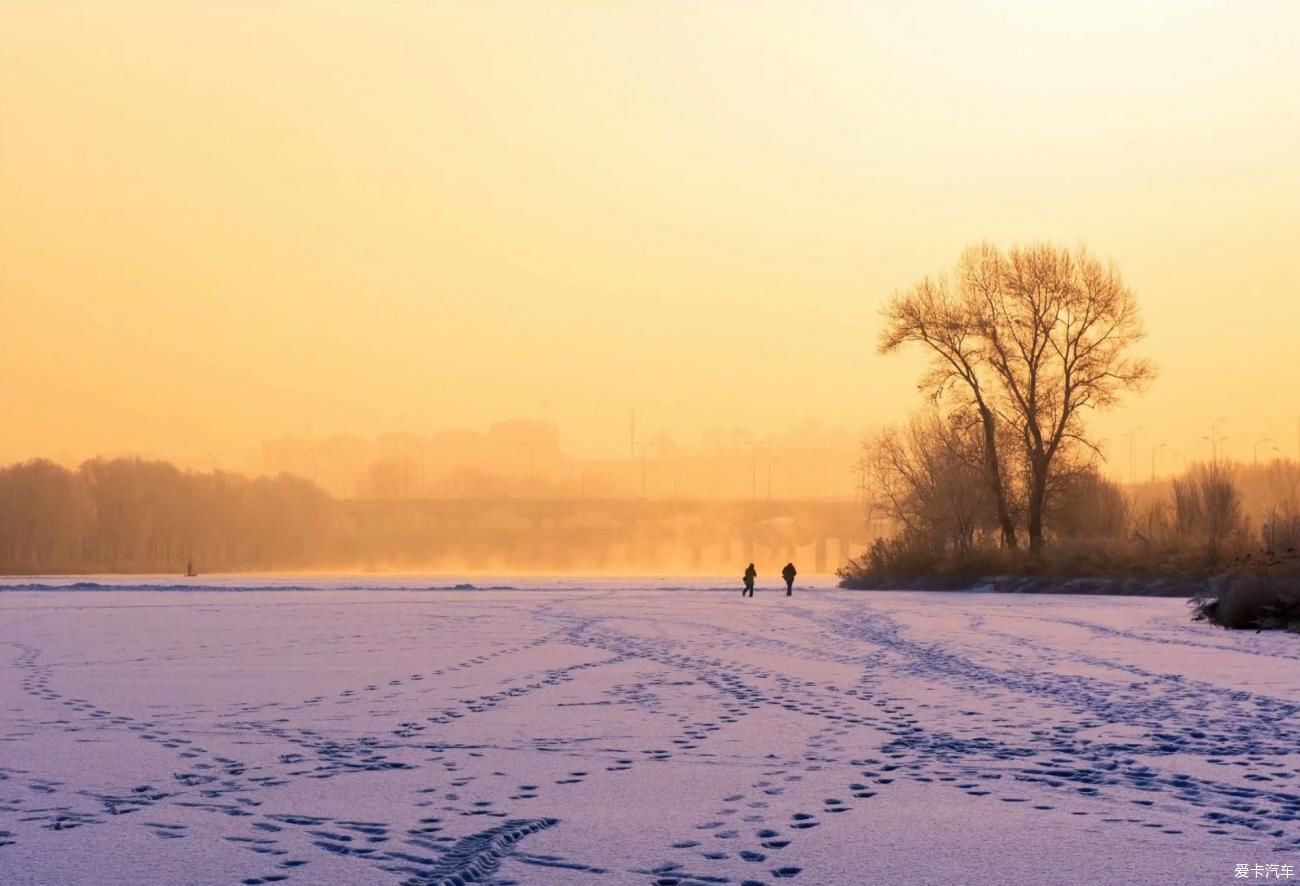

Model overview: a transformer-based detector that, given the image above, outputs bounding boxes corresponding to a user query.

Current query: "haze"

[3,1,1299,482]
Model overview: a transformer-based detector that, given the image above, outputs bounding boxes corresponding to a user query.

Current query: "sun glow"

[2,1,1297,477]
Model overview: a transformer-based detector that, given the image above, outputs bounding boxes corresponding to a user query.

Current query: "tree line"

[0,458,333,573]
[0,457,867,575]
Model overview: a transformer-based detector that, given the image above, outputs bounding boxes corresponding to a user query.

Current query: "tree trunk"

[1027,462,1048,553]
[978,404,1018,549]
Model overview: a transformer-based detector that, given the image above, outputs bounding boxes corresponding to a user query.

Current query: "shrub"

[1190,548,1300,631]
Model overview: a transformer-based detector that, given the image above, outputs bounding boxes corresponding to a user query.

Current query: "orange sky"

[3,1,1298,482]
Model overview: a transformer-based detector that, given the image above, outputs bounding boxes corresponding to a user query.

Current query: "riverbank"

[839,574,1206,597]
[840,571,1300,632]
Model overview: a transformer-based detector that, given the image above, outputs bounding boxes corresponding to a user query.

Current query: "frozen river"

[3,578,1299,885]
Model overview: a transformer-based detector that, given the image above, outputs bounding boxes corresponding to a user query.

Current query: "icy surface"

[2,579,1298,885]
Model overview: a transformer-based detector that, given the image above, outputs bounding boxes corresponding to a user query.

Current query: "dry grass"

[839,535,1230,587]
[840,537,1300,631]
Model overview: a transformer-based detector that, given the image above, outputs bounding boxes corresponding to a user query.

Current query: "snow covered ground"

[2,578,1299,885]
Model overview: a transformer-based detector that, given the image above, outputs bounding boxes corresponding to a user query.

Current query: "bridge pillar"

[814,537,827,574]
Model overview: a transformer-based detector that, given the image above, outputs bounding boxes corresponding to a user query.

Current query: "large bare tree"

[881,242,1154,552]
[966,243,1154,550]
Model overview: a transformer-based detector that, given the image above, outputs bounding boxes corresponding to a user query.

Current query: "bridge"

[335,498,872,574]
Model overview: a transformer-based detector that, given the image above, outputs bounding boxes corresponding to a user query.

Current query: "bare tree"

[964,243,1155,550]
[880,276,1019,548]
[862,409,994,557]
[1261,460,1300,554]
[1050,467,1130,539]
[1173,462,1245,563]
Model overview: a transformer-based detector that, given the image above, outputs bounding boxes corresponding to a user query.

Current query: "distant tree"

[862,409,994,557]
[0,460,94,569]
[0,457,339,573]
[1173,462,1245,564]
[1050,467,1130,539]
[1260,460,1300,554]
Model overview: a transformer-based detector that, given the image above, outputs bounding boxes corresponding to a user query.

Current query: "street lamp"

[1254,437,1272,465]
[1208,418,1227,462]
[1151,442,1166,482]
[1202,433,1228,464]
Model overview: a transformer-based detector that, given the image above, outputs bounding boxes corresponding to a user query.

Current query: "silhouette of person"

[782,562,797,596]
[743,563,757,597]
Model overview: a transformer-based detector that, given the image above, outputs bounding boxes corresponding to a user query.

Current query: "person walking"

[781,562,797,596]
[742,563,757,597]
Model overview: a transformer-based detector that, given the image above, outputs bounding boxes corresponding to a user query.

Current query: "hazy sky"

[3,1,1298,481]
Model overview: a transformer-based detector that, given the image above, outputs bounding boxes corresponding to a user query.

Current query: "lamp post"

[1208,418,1226,462]
[1254,437,1272,465]
[1202,433,1228,464]
[1151,442,1166,482]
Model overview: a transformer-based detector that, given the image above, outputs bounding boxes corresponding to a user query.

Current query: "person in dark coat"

[781,562,797,596]
[742,563,757,597]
